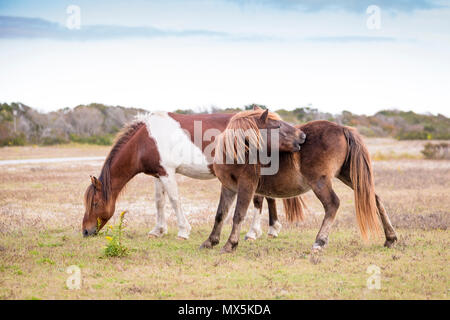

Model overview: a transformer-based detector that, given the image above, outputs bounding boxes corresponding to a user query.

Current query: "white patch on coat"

[245,208,263,240]
[268,221,282,237]
[136,112,214,179]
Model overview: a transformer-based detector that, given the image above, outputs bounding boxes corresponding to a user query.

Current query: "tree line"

[1,102,449,146]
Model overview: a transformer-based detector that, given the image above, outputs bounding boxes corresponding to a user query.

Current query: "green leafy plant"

[102,211,129,257]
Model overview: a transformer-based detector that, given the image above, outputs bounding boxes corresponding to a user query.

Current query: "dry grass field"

[0,139,449,299]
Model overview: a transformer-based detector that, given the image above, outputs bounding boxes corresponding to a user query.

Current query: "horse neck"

[107,137,143,204]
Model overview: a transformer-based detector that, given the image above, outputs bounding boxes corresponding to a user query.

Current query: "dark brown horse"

[82,110,305,238]
[201,111,398,253]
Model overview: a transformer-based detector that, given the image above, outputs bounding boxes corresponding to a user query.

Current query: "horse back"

[295,120,349,179]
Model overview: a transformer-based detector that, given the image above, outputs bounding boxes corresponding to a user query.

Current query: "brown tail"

[282,196,306,222]
[343,127,383,240]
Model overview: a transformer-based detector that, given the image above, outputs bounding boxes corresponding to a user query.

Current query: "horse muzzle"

[299,132,306,144]
[82,227,97,237]
[293,132,306,151]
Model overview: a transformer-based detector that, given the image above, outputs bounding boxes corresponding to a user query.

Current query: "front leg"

[222,174,258,253]
[200,186,236,249]
[148,178,168,238]
[159,169,191,239]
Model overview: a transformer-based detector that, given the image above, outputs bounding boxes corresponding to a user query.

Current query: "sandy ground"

[0,139,448,235]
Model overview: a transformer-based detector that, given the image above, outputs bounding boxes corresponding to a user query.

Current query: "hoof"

[245,229,261,241]
[268,222,281,238]
[220,243,236,254]
[177,236,188,241]
[220,247,233,254]
[267,233,277,239]
[148,231,166,239]
[384,237,398,248]
[148,226,167,238]
[199,240,215,250]
[312,241,326,252]
[311,246,323,254]
[177,226,191,240]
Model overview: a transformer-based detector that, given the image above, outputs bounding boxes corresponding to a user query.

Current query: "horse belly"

[256,174,310,198]
[176,164,215,180]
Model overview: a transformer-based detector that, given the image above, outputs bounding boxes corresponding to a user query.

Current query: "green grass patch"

[0,225,448,299]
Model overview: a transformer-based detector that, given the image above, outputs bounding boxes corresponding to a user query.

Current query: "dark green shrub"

[421,142,450,159]
[0,133,27,146]
[69,133,114,145]
[396,130,429,140]
[41,136,69,146]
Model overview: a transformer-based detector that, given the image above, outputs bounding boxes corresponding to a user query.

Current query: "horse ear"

[90,175,102,191]
[253,105,262,111]
[260,109,269,123]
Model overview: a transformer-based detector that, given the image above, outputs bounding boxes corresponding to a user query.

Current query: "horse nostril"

[83,229,89,237]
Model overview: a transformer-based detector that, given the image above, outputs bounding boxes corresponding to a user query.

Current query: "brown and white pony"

[82,110,305,239]
[201,111,398,253]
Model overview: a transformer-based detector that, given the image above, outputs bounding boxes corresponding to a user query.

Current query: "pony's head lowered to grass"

[82,121,145,237]
[82,175,115,237]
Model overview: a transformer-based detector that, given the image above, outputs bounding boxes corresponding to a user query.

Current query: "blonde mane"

[214,109,281,164]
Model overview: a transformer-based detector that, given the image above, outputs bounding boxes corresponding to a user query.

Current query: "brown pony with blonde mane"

[215,109,281,164]
[214,109,306,231]
[201,108,398,253]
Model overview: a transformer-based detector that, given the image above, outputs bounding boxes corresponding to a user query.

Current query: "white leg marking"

[148,178,168,237]
[245,208,262,240]
[160,170,191,239]
[268,221,282,238]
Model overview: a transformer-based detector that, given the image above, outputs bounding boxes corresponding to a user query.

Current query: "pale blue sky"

[0,0,449,115]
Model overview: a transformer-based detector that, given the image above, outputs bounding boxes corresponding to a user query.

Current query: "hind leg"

[267,197,282,238]
[148,178,168,238]
[339,174,398,248]
[200,185,236,249]
[159,169,191,239]
[245,196,263,241]
[311,177,340,251]
[375,194,398,247]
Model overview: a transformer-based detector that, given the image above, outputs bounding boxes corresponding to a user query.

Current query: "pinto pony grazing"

[82,110,305,239]
[201,117,398,253]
